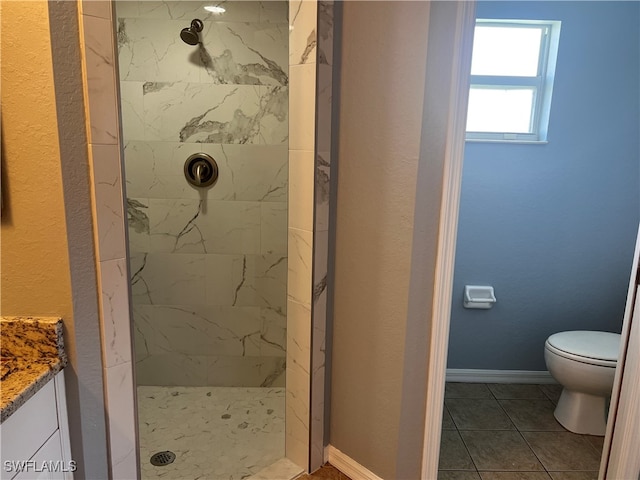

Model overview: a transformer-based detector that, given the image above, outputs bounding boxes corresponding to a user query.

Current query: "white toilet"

[544,330,621,436]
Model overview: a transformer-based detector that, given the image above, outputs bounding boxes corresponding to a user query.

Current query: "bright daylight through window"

[466,20,561,142]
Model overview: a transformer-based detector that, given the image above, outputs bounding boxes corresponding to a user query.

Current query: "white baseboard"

[325,445,384,480]
[446,369,557,384]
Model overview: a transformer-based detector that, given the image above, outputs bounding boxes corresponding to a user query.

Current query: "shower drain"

[150,451,176,467]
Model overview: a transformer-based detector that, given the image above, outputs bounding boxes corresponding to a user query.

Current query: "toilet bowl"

[544,330,621,436]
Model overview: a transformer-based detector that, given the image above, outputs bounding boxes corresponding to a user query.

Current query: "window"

[466,20,561,143]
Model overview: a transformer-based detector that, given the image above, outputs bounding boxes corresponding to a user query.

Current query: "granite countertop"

[1,317,67,423]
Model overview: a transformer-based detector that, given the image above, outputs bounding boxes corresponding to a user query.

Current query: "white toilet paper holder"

[463,285,496,309]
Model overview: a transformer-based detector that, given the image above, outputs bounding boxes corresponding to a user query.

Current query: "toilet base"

[554,388,609,436]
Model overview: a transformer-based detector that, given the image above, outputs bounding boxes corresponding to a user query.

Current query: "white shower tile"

[199,22,288,86]
[91,144,127,261]
[98,258,133,367]
[256,254,288,311]
[261,202,288,254]
[197,201,262,254]
[287,228,313,306]
[289,64,316,150]
[124,142,288,202]
[258,86,289,145]
[285,299,311,468]
[117,18,202,83]
[260,307,287,358]
[208,355,286,387]
[288,149,314,232]
[131,1,261,22]
[134,304,262,356]
[289,0,317,66]
[83,15,120,144]
[126,197,150,253]
[136,353,209,385]
[317,1,334,66]
[259,1,289,24]
[119,81,145,141]
[104,362,138,480]
[130,252,206,305]
[316,63,333,152]
[205,254,256,306]
[143,83,264,143]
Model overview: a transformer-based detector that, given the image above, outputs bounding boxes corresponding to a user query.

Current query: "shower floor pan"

[138,386,285,479]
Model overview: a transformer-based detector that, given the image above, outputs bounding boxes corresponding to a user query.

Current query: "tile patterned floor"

[439,383,604,480]
[138,386,285,479]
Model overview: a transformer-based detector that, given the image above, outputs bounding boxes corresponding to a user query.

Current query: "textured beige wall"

[330,2,431,478]
[0,1,73,320]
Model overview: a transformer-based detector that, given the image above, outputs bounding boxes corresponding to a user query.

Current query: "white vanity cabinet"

[1,371,73,480]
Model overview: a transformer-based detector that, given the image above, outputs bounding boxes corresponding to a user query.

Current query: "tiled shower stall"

[117,1,289,388]
[76,0,334,474]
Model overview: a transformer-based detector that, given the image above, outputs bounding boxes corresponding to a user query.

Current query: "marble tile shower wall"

[116,1,289,387]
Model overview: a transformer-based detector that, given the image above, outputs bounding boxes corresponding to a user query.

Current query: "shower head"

[180,19,204,46]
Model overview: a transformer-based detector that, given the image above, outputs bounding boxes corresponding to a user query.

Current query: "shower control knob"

[184,153,219,188]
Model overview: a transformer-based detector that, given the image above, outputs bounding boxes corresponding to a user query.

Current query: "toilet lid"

[546,331,620,367]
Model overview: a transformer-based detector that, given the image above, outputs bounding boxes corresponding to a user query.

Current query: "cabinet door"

[14,432,64,480]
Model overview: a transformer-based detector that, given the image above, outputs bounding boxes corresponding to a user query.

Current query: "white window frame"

[466,19,561,143]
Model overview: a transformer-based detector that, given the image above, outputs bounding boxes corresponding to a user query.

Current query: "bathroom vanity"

[0,317,73,480]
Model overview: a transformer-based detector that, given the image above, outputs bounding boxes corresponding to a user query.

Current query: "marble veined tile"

[285,300,311,468]
[208,355,285,387]
[91,144,127,261]
[261,202,288,254]
[288,228,313,306]
[142,83,287,145]
[199,22,288,86]
[128,1,262,22]
[208,254,286,309]
[117,18,202,83]
[317,1,334,66]
[261,307,287,358]
[136,352,209,385]
[104,362,138,479]
[99,258,133,367]
[137,386,284,479]
[83,14,120,144]
[146,198,262,254]
[289,0,317,66]
[130,252,206,305]
[119,82,145,141]
[315,151,331,232]
[124,141,288,202]
[259,2,289,24]
[133,304,262,356]
[127,198,150,253]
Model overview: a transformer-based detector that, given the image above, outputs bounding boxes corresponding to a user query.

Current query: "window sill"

[465,138,549,145]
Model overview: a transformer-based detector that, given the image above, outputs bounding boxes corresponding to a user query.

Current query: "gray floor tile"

[548,473,598,480]
[445,383,493,399]
[521,432,602,471]
[539,384,562,404]
[447,398,515,430]
[498,399,565,431]
[584,435,604,454]
[488,384,546,399]
[438,471,482,480]
[439,430,476,471]
[460,430,544,471]
[443,406,457,430]
[480,472,551,480]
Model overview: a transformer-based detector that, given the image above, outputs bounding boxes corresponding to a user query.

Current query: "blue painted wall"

[448,1,640,371]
